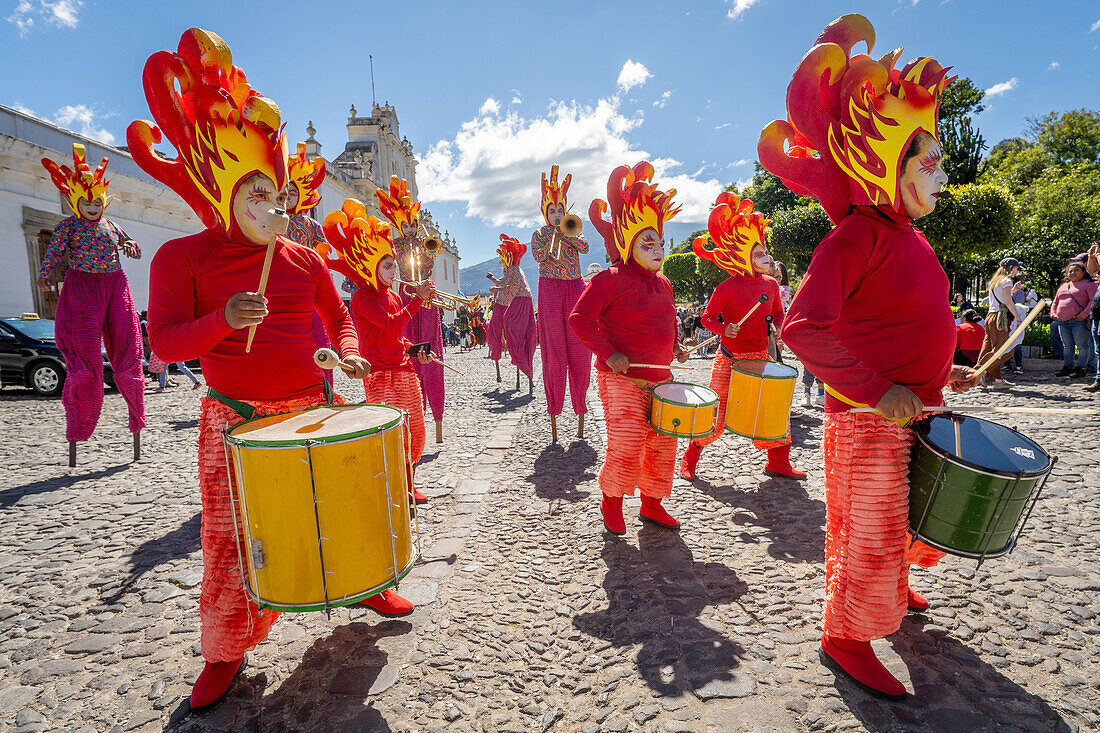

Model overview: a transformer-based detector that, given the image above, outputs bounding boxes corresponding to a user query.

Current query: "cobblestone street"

[1,348,1098,732]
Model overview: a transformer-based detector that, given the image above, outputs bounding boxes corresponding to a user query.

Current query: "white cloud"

[1091,19,1100,32]
[418,76,723,229]
[617,60,652,92]
[726,158,751,168]
[714,122,731,130]
[478,97,500,116]
[653,90,672,109]
[510,92,522,106]
[6,0,82,36]
[984,77,1018,98]
[1048,61,1060,71]
[11,102,37,116]
[52,104,116,145]
[726,0,762,20]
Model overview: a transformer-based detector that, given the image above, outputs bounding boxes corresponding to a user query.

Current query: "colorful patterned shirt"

[342,278,359,295]
[39,216,139,279]
[497,264,531,306]
[531,225,587,280]
[393,235,434,282]
[285,213,327,251]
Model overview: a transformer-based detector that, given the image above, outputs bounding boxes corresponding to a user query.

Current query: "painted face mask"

[42,144,113,220]
[541,165,571,227]
[693,193,770,278]
[497,234,527,268]
[589,161,680,266]
[319,198,395,291]
[286,142,325,215]
[375,176,421,237]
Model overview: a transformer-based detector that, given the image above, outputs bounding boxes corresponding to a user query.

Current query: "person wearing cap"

[975,257,1022,387]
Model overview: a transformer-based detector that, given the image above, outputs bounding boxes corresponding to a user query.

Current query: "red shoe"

[679,441,702,480]
[360,588,414,617]
[819,634,906,699]
[601,494,626,535]
[639,496,681,529]
[411,488,429,504]
[907,587,929,611]
[190,657,245,712]
[764,445,806,479]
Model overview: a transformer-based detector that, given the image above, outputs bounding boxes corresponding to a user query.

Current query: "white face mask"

[899,138,948,220]
[232,174,289,244]
[631,228,665,272]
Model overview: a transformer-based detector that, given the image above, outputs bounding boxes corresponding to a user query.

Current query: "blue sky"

[3,0,1099,266]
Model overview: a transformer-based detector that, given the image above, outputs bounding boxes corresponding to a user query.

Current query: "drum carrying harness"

[207,379,335,421]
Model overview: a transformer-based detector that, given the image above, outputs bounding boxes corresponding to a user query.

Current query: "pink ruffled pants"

[504,295,538,380]
[538,277,591,415]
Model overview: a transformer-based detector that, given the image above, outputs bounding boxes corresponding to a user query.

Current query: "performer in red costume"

[376,177,447,443]
[533,165,592,441]
[283,142,334,386]
[492,235,537,393]
[758,14,977,698]
[130,28,410,713]
[570,162,688,534]
[38,144,145,462]
[679,193,805,481]
[319,198,435,505]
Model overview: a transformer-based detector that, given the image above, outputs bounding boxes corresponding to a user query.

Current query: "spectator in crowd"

[1051,260,1097,378]
[954,309,985,367]
[975,257,1022,387]
[1088,280,1100,392]
[951,293,974,311]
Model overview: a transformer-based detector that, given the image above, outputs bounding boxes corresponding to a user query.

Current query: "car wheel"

[29,362,64,397]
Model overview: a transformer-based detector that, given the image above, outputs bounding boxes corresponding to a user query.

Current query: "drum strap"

[719,344,735,360]
[322,377,335,405]
[206,387,255,420]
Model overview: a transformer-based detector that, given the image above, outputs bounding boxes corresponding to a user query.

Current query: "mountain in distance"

[458,247,607,300]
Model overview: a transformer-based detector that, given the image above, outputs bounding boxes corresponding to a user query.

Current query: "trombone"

[550,212,583,260]
[393,277,476,312]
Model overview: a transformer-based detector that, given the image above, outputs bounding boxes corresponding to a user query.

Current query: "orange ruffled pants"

[823,411,944,641]
[196,391,345,663]
[363,369,426,468]
[597,371,677,500]
[696,350,790,450]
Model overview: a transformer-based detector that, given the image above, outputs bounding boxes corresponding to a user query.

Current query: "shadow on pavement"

[0,464,129,509]
[482,388,534,414]
[574,525,748,697]
[102,511,201,605]
[528,440,597,503]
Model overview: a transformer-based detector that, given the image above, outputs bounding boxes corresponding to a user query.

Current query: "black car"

[0,315,114,397]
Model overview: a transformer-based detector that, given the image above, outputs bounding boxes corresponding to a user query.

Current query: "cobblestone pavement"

[1,348,1098,732]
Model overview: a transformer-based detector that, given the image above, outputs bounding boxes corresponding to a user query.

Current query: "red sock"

[190,657,245,711]
[764,445,806,479]
[360,588,414,617]
[679,441,702,480]
[820,634,906,699]
[639,496,680,528]
[601,494,626,535]
[907,587,929,611]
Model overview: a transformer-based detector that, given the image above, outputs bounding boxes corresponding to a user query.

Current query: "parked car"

[0,314,114,397]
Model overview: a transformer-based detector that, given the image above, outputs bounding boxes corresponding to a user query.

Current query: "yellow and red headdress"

[287,142,325,214]
[693,193,769,278]
[497,234,527,268]
[320,198,394,291]
[42,144,113,218]
[540,165,571,226]
[375,176,421,234]
[589,161,680,265]
[757,13,953,223]
[126,28,289,236]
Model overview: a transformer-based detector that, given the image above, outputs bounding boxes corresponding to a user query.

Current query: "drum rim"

[908,530,1015,560]
[248,550,420,613]
[913,414,1052,480]
[650,380,720,408]
[724,425,788,442]
[224,402,405,447]
[651,424,717,439]
[730,358,797,379]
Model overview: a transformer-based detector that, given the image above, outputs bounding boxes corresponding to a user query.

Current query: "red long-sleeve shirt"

[568,260,678,383]
[782,207,955,412]
[350,283,422,372]
[701,274,783,352]
[147,229,360,401]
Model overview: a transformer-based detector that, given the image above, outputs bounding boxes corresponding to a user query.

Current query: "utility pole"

[369,55,376,107]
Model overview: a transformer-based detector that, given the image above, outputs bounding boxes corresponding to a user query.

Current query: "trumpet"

[421,235,443,257]
[551,213,583,259]
[394,277,476,312]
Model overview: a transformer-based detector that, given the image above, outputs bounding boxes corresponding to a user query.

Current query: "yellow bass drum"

[725,359,797,441]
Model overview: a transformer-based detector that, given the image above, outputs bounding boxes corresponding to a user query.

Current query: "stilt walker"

[570,161,688,533]
[38,144,146,465]
[758,14,978,698]
[376,177,446,443]
[496,235,537,394]
[131,28,410,713]
[319,198,434,505]
[533,165,592,441]
[283,142,333,386]
[679,193,805,481]
[485,277,507,383]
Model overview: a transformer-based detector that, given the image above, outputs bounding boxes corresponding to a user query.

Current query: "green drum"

[908,413,1053,561]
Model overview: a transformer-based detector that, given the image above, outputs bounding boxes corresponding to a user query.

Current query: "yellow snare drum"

[224,404,417,613]
[649,382,719,439]
[725,359,798,441]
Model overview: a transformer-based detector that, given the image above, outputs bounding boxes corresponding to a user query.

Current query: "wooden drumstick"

[953,418,962,457]
[430,355,465,376]
[683,335,718,356]
[737,293,770,328]
[970,299,1048,381]
[629,362,693,371]
[245,211,288,353]
[314,348,356,374]
[850,405,1098,416]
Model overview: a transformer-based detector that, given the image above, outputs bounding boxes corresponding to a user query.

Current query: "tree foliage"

[736,163,799,216]
[920,183,1017,261]
[1026,109,1100,166]
[938,77,987,185]
[661,253,701,301]
[766,204,833,275]
[670,229,705,255]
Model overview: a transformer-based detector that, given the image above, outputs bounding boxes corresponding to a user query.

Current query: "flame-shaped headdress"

[375,176,421,235]
[497,234,527,268]
[41,144,113,218]
[126,28,289,236]
[320,198,394,291]
[693,193,769,278]
[287,142,325,214]
[757,13,953,223]
[540,165,571,226]
[589,161,680,265]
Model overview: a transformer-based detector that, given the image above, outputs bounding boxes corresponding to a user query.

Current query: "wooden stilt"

[550,414,558,443]
[495,360,501,383]
[577,414,585,440]
[133,431,141,462]
[528,375,533,395]
[515,366,520,391]
[435,420,443,444]
[68,441,76,468]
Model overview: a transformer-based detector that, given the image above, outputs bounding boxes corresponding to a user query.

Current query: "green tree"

[670,228,705,255]
[736,163,799,215]
[766,204,833,275]
[1027,109,1100,166]
[983,139,1049,193]
[940,77,986,120]
[696,255,729,295]
[662,253,701,301]
[939,78,987,185]
[919,182,1017,294]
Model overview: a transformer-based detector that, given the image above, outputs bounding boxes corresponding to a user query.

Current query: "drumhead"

[731,359,797,380]
[226,404,404,446]
[653,381,719,406]
[918,414,1050,476]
